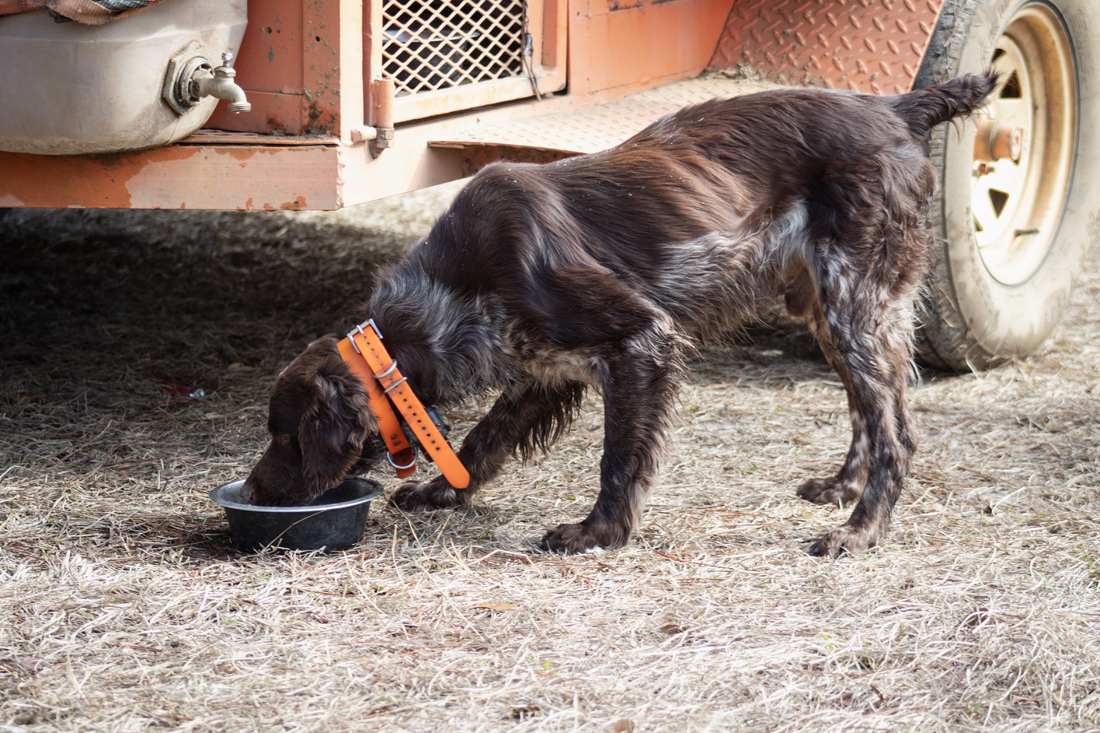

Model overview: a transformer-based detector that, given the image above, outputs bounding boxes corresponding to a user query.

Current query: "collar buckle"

[346,318,383,355]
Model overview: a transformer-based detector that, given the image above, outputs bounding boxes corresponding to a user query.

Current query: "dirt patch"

[1,191,1099,732]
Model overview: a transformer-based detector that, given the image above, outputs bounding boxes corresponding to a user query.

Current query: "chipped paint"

[0,147,196,208]
[223,148,259,161]
[0,144,340,210]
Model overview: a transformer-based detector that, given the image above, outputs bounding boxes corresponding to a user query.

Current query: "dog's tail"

[888,72,999,138]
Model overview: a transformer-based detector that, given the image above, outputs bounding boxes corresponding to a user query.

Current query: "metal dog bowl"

[209,478,384,553]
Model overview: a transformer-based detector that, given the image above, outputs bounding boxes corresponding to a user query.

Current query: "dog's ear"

[298,349,379,496]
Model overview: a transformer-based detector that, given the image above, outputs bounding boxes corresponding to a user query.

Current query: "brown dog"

[244,74,997,557]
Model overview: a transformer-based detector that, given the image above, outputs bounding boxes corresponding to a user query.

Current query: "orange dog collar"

[337,319,470,489]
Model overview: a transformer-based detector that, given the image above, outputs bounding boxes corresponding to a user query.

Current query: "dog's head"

[242,336,386,506]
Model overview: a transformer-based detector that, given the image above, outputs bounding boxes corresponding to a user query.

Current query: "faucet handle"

[214,51,238,80]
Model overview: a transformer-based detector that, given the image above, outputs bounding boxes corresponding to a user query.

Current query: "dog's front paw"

[540,520,627,554]
[807,523,879,558]
[389,476,469,511]
[797,478,862,506]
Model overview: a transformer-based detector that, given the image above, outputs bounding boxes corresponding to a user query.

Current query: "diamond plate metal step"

[708,0,945,94]
[428,76,785,172]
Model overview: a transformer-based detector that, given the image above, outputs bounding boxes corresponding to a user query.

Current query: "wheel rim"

[971,3,1076,286]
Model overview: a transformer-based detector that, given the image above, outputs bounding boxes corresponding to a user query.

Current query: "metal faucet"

[192,53,251,114]
[163,48,251,116]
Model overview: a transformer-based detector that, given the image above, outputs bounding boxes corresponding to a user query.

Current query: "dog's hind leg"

[390,381,585,512]
[803,251,921,558]
[541,326,683,553]
[785,266,870,507]
[796,309,871,507]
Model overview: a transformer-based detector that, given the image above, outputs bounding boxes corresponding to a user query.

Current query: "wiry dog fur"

[244,73,997,557]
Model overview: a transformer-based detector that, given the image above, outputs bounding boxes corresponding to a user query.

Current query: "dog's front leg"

[390,381,585,512]
[541,335,681,553]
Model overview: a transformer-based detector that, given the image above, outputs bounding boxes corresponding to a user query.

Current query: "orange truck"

[1,0,1097,370]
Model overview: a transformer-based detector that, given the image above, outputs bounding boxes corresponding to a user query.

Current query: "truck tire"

[915,0,1100,371]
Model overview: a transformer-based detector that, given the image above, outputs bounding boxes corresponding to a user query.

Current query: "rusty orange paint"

[223,147,259,161]
[570,0,733,97]
[249,196,307,211]
[208,86,303,135]
[206,0,306,134]
[301,0,345,135]
[363,0,383,124]
[206,0,359,137]
[0,147,194,208]
[0,144,340,210]
[234,0,306,92]
[209,90,308,135]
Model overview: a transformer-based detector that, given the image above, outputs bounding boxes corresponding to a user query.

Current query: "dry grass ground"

[1,188,1098,733]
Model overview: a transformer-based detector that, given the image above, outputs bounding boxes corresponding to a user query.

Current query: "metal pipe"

[370,79,395,150]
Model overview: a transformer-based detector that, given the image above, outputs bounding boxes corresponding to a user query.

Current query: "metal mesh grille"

[382,0,527,97]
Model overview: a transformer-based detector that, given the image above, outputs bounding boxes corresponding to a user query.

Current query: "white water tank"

[0,0,247,155]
